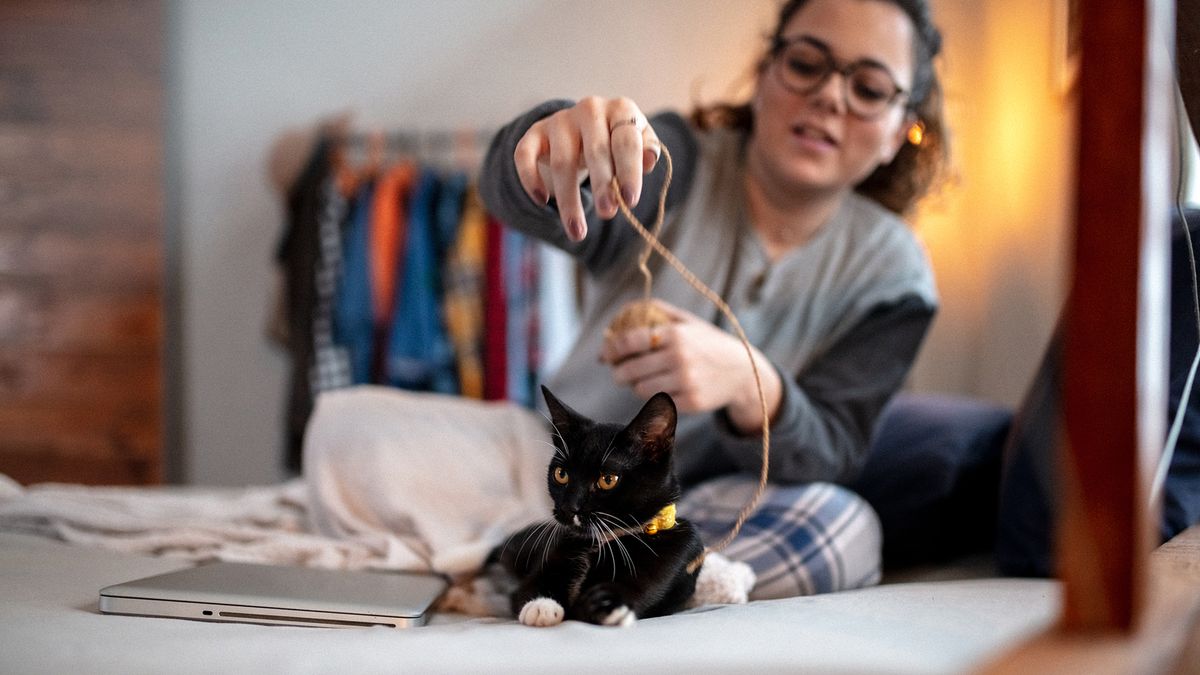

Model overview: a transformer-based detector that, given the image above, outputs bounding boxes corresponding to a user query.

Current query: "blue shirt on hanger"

[387,170,458,393]
[332,182,376,385]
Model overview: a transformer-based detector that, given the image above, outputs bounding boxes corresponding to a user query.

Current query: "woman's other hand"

[513,97,662,242]
[600,300,782,432]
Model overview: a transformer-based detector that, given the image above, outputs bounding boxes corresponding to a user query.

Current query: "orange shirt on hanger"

[369,161,416,327]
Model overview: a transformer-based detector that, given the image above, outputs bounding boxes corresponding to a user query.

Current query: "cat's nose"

[555,506,585,529]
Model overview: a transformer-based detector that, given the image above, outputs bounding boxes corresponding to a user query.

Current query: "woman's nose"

[807,71,848,115]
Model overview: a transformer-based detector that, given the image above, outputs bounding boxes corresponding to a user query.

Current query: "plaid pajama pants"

[679,475,882,600]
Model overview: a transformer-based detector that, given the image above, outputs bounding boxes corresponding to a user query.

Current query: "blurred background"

[1,0,1195,487]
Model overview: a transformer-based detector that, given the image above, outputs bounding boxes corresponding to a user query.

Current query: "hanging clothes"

[482,215,508,400]
[309,176,352,395]
[520,235,542,406]
[538,244,581,376]
[503,231,541,407]
[386,169,458,392]
[443,187,488,399]
[434,172,468,268]
[275,137,334,472]
[333,181,376,385]
[276,127,563,473]
[369,162,415,327]
[368,163,415,381]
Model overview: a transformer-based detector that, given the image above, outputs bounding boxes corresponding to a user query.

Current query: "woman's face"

[749,0,916,196]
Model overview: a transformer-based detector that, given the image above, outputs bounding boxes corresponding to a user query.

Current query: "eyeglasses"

[770,36,908,119]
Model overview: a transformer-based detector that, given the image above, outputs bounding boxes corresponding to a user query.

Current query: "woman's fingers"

[629,372,678,402]
[510,97,659,240]
[607,99,646,209]
[513,124,550,206]
[577,101,619,220]
[606,350,679,400]
[621,122,662,210]
[611,348,672,386]
[545,115,588,241]
[600,324,669,365]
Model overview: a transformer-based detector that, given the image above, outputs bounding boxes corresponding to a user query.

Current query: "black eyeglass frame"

[769,35,911,119]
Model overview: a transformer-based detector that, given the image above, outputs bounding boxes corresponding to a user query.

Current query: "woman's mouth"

[791,123,838,149]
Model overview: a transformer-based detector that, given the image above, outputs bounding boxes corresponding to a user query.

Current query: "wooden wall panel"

[0,0,164,485]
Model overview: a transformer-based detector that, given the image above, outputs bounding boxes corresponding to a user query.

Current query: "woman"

[480,0,946,599]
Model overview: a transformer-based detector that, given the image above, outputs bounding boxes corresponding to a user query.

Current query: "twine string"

[610,144,770,561]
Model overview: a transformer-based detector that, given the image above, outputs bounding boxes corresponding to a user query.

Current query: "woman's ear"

[882,111,917,164]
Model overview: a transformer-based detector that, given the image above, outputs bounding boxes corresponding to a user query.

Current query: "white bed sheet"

[0,532,1059,674]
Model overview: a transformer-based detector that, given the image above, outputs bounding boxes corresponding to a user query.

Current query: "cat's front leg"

[517,595,566,627]
[572,583,637,627]
[512,576,569,628]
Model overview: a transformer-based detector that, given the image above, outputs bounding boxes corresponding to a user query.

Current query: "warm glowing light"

[907,120,925,146]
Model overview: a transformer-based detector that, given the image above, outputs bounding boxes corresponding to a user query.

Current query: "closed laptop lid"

[100,561,446,620]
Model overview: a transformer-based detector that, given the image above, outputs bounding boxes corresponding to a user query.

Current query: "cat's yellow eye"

[597,474,620,490]
[553,466,569,484]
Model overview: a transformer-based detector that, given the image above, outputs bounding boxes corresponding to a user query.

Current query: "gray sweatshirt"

[479,101,937,487]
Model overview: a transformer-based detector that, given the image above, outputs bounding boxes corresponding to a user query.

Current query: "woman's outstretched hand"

[513,97,662,242]
[599,300,783,432]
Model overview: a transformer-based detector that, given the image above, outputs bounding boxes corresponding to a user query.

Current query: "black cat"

[492,386,704,627]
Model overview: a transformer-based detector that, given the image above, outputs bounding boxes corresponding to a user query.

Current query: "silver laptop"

[100,561,447,629]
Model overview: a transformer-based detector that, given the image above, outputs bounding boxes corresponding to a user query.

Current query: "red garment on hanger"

[483,216,507,400]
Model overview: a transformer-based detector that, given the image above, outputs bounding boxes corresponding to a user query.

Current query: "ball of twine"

[606,299,673,336]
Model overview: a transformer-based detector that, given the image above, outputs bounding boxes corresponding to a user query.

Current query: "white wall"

[171,0,777,485]
[909,0,1074,407]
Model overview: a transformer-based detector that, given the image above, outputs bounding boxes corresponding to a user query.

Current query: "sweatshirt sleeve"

[712,294,936,484]
[477,100,699,275]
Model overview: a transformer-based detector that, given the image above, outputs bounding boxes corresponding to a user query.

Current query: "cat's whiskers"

[587,521,615,580]
[533,439,568,462]
[511,519,547,563]
[609,512,660,557]
[515,518,557,567]
[593,511,644,539]
[599,521,620,581]
[599,434,618,467]
[595,513,638,577]
[530,514,561,566]
[539,410,572,460]
[592,511,638,576]
[540,521,562,570]
[499,518,543,561]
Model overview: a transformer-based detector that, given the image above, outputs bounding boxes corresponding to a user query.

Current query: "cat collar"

[643,503,677,535]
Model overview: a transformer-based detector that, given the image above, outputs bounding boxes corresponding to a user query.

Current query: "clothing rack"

[336,128,496,173]
[275,124,578,472]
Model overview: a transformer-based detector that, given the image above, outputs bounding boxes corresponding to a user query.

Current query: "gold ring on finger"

[649,328,663,350]
[609,116,640,133]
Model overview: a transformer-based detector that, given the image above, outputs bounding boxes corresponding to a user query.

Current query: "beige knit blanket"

[0,387,550,577]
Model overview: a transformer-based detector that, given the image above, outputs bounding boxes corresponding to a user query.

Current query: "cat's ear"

[625,392,677,459]
[541,385,585,436]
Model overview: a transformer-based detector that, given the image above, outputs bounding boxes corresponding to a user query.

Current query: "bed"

[0,531,1057,674]
[0,388,1061,673]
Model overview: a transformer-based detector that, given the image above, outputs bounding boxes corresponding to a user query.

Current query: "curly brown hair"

[692,0,949,216]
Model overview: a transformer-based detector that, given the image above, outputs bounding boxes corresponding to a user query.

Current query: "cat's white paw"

[600,605,637,627]
[518,597,564,627]
[688,552,756,607]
